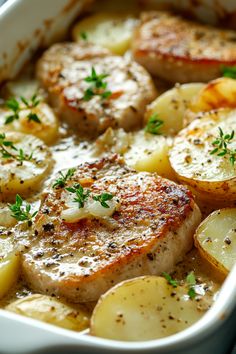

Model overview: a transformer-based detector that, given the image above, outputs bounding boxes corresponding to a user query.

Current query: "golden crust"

[132,11,236,83]
[22,156,200,302]
[37,42,156,137]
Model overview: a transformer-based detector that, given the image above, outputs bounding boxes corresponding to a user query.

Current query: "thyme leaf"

[83,67,112,101]
[66,183,90,208]
[210,127,236,166]
[93,193,114,208]
[0,133,33,162]
[8,194,38,227]
[53,168,76,189]
[5,94,41,125]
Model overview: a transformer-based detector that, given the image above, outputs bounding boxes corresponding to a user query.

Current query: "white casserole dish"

[0,1,236,353]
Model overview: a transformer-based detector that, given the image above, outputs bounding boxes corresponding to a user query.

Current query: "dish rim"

[0,0,236,351]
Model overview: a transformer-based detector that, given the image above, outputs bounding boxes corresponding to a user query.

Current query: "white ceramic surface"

[0,0,90,82]
[0,1,236,353]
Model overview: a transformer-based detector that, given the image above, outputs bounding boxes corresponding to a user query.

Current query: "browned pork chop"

[22,156,201,302]
[37,42,156,137]
[132,11,236,83]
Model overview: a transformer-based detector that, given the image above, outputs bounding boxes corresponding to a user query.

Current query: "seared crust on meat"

[37,42,156,137]
[22,155,201,302]
[132,12,236,83]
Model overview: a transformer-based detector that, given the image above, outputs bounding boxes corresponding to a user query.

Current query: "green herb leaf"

[5,94,41,125]
[93,193,114,208]
[27,112,41,123]
[162,272,178,288]
[210,127,236,166]
[186,271,197,299]
[66,183,90,208]
[6,97,20,112]
[20,93,41,109]
[221,65,236,79]
[0,133,33,162]
[53,168,76,189]
[8,194,37,227]
[83,67,111,101]
[101,90,112,99]
[5,98,20,124]
[186,271,196,286]
[80,31,88,41]
[145,113,164,135]
[0,133,17,159]
[188,287,197,299]
[83,88,95,101]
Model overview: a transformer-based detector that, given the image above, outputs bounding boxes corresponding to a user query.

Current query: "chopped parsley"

[221,65,236,79]
[186,271,197,299]
[93,193,114,208]
[8,194,38,227]
[0,133,33,162]
[53,168,76,189]
[5,94,41,125]
[162,272,178,288]
[66,183,90,209]
[83,67,112,101]
[145,113,164,135]
[210,127,236,166]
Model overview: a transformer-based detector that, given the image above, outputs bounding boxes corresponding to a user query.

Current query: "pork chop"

[36,42,157,137]
[132,11,236,83]
[22,155,201,302]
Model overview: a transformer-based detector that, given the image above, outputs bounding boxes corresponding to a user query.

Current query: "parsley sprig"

[5,94,41,125]
[210,127,236,166]
[53,168,76,189]
[186,271,197,299]
[0,133,33,162]
[145,113,164,135]
[66,183,90,208]
[221,65,236,79]
[93,193,114,208]
[83,67,112,101]
[8,194,37,227]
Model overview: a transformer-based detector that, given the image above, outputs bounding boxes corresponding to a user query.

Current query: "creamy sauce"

[0,114,222,313]
[0,14,225,332]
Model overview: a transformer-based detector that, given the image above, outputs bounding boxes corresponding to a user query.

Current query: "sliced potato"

[0,102,59,145]
[72,12,138,55]
[145,83,205,136]
[91,276,204,341]
[2,79,40,100]
[0,132,53,199]
[0,203,17,228]
[124,130,175,180]
[0,237,20,299]
[195,208,236,275]
[6,294,90,331]
[169,108,236,202]
[93,128,132,156]
[185,77,236,125]
[94,129,175,180]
